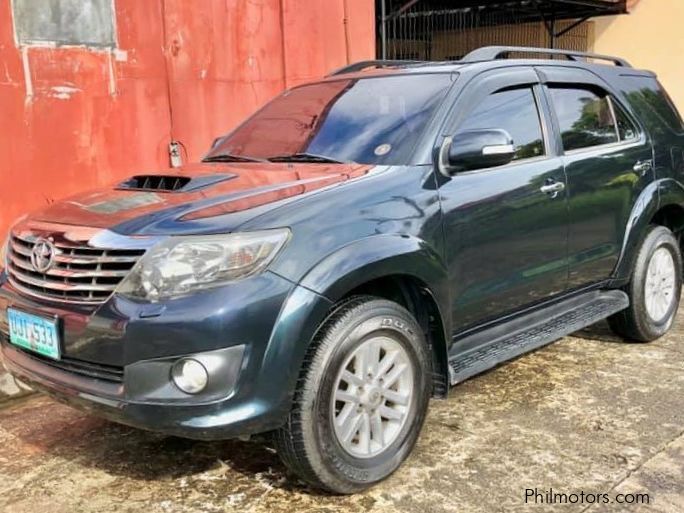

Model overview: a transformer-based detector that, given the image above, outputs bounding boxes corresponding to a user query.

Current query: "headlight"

[117,229,290,301]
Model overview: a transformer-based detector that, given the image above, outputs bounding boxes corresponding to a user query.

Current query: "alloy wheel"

[330,335,414,459]
[644,246,677,322]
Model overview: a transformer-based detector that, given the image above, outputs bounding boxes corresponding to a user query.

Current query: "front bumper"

[2,342,270,439]
[0,271,333,440]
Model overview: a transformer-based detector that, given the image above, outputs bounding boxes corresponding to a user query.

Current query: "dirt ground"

[0,318,682,513]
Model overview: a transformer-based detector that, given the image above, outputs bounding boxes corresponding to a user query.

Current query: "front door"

[438,68,569,334]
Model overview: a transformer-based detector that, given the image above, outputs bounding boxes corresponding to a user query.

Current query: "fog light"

[171,358,208,394]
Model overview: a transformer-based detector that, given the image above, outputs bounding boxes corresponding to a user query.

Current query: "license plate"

[7,308,61,360]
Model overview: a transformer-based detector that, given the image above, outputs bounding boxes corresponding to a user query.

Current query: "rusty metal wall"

[0,0,375,238]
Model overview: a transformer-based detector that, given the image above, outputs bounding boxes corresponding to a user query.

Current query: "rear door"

[538,66,654,288]
[438,68,569,333]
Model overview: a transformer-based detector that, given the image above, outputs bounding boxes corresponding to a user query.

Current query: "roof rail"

[327,60,422,76]
[461,46,632,68]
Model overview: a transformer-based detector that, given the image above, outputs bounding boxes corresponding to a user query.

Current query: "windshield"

[206,74,454,165]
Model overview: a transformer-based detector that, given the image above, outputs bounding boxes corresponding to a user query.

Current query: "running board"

[448,290,629,386]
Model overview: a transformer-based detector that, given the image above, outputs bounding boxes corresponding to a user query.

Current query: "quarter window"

[549,87,619,151]
[612,99,638,141]
[458,88,545,161]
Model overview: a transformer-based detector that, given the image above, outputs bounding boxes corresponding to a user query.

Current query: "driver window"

[459,87,546,161]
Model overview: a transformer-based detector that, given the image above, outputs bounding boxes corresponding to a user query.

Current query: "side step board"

[448,290,629,386]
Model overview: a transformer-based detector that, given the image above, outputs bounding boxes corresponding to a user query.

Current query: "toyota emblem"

[31,239,56,273]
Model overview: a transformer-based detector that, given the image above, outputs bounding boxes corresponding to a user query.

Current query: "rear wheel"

[608,225,682,342]
[273,296,431,494]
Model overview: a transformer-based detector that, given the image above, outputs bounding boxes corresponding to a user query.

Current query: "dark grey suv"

[2,46,684,493]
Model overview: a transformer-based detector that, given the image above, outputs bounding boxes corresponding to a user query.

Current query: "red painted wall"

[0,0,374,238]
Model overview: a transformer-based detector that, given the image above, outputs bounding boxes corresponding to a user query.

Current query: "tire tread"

[273,295,429,493]
[608,225,682,342]
[273,295,372,491]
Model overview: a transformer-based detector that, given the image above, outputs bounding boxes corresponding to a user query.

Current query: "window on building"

[458,88,545,161]
[12,0,115,47]
[548,86,618,151]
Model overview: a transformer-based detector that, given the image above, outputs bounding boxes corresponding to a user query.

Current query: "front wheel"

[608,225,682,342]
[273,296,432,494]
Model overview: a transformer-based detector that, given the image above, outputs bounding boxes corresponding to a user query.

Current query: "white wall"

[593,0,684,111]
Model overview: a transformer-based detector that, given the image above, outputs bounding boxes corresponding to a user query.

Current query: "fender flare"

[614,179,684,281]
[300,234,450,317]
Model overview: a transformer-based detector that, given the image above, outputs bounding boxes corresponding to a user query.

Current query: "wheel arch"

[651,201,684,235]
[614,179,684,282]
[341,274,451,398]
[299,234,452,398]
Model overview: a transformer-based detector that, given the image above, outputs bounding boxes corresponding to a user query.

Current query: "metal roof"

[378,0,629,59]
[383,1,628,24]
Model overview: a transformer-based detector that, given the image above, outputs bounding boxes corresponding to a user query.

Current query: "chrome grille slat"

[9,267,118,291]
[54,253,140,264]
[7,233,145,304]
[8,254,130,278]
[10,242,32,258]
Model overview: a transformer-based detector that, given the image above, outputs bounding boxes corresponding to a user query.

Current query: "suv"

[2,46,684,493]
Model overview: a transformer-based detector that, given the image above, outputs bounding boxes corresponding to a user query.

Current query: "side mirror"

[439,128,515,175]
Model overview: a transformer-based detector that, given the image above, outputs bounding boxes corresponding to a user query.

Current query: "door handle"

[633,160,653,175]
[540,180,565,198]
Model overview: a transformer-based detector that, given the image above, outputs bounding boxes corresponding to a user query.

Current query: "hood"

[32,162,373,235]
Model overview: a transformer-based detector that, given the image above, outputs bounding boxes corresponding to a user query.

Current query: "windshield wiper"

[203,153,268,163]
[267,152,347,164]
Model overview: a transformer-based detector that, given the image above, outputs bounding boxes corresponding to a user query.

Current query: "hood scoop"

[118,173,237,193]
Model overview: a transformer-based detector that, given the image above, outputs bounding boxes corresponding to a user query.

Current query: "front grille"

[13,344,124,383]
[7,233,145,304]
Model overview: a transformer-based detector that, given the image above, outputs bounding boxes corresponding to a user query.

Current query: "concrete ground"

[0,317,682,513]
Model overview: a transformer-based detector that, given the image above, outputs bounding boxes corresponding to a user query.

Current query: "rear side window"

[612,100,638,141]
[458,88,545,161]
[620,76,684,136]
[655,84,684,132]
[549,87,618,151]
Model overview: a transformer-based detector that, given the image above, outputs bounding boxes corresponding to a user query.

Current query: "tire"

[608,225,682,342]
[273,295,432,494]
